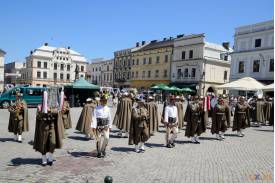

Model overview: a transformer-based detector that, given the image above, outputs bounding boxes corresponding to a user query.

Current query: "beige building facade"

[171,34,232,95]
[131,38,174,89]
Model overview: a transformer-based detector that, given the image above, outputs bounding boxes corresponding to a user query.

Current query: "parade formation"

[7,87,274,166]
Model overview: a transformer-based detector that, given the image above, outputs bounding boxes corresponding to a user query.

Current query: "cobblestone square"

[0,106,273,183]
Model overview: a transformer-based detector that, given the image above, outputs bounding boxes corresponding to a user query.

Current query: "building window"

[155,70,159,77]
[132,59,135,65]
[148,71,151,78]
[177,69,181,78]
[67,74,70,80]
[44,62,47,68]
[149,57,152,64]
[224,71,227,80]
[54,73,57,79]
[182,51,185,60]
[224,55,228,61]
[239,61,244,73]
[142,71,145,78]
[37,61,41,68]
[107,66,109,71]
[255,39,261,48]
[191,68,196,78]
[60,73,64,80]
[67,65,70,71]
[43,72,47,79]
[253,60,260,72]
[37,71,41,78]
[164,69,168,77]
[143,58,146,65]
[165,55,168,63]
[184,68,188,77]
[189,50,193,59]
[136,59,139,65]
[81,66,84,72]
[61,64,64,71]
[270,59,274,72]
[96,68,98,72]
[93,68,94,72]
[54,63,57,70]
[110,74,113,81]
[136,71,138,78]
[132,72,134,78]
[156,56,160,63]
[104,74,106,81]
[80,74,83,78]
[99,67,101,71]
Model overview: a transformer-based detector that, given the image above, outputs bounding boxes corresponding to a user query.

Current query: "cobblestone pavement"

[0,106,273,183]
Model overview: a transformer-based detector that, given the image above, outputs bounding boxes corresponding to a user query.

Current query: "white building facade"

[231,20,274,88]
[4,61,25,84]
[0,49,5,91]
[171,34,232,95]
[20,43,88,86]
[87,58,114,87]
[101,59,113,87]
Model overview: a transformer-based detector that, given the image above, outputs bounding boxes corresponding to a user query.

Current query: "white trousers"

[96,128,110,153]
[165,125,178,145]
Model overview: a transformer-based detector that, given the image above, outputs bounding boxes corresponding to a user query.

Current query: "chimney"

[136,42,140,47]
[67,46,71,49]
[44,42,48,46]
[30,51,33,55]
[177,34,184,38]
[142,41,146,45]
[222,42,230,50]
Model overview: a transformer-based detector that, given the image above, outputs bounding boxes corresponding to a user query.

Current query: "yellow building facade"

[130,40,173,89]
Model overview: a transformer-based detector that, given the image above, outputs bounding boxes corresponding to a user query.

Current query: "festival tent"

[150,84,171,91]
[261,83,274,91]
[215,77,265,91]
[64,77,99,89]
[64,78,99,107]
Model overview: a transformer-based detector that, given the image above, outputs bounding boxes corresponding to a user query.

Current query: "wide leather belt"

[97,118,109,127]
[168,117,176,123]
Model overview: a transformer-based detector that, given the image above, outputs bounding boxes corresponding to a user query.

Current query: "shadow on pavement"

[198,136,217,141]
[111,147,133,152]
[254,129,274,132]
[67,136,91,141]
[68,151,97,157]
[175,140,192,144]
[28,140,34,145]
[0,138,16,142]
[145,142,164,148]
[224,134,239,137]
[9,158,41,166]
[109,134,127,139]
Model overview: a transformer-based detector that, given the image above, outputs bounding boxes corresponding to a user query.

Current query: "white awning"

[261,83,274,91]
[215,77,265,91]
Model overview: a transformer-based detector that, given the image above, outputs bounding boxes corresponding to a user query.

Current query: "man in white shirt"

[164,96,178,148]
[92,96,112,158]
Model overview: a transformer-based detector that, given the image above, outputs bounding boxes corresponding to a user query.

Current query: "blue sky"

[0,0,273,63]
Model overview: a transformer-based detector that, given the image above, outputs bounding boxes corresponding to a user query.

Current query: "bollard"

[104,176,113,183]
